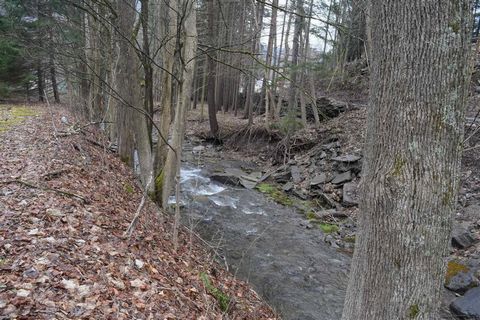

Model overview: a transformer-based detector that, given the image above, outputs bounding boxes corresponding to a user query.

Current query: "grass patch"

[256,183,294,206]
[0,105,38,133]
[318,223,339,234]
[200,272,231,312]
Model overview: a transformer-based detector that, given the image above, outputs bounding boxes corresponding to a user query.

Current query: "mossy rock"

[318,223,339,234]
[445,260,469,286]
[256,183,294,206]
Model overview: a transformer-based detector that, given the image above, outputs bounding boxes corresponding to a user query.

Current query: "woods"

[1,0,480,319]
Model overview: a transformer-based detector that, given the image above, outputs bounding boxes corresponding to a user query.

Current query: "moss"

[441,185,454,206]
[124,183,134,194]
[344,235,356,243]
[306,210,317,220]
[445,260,469,285]
[0,105,38,133]
[200,272,231,312]
[390,156,406,177]
[318,223,339,234]
[408,304,419,318]
[154,170,164,202]
[256,183,294,206]
[448,20,460,34]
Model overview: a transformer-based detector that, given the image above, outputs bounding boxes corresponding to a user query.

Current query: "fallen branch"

[124,177,152,237]
[0,179,90,204]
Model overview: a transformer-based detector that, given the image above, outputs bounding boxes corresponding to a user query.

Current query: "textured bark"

[161,0,197,208]
[37,65,45,102]
[342,1,472,319]
[206,0,219,137]
[286,0,303,119]
[154,0,177,176]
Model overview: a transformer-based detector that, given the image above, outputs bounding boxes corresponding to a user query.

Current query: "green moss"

[318,223,339,234]
[408,304,419,318]
[448,20,460,34]
[445,260,469,285]
[256,183,294,206]
[124,183,134,194]
[0,105,38,133]
[390,156,406,177]
[200,272,231,312]
[154,170,164,202]
[344,235,356,243]
[306,210,317,220]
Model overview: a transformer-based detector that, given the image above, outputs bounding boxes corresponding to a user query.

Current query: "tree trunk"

[37,65,45,102]
[342,1,472,319]
[206,0,219,137]
[161,0,197,208]
[286,0,304,122]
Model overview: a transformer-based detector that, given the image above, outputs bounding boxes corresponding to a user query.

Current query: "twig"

[0,179,89,204]
[124,177,152,237]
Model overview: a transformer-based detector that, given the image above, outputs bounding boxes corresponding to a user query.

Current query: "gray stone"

[452,224,477,249]
[291,166,301,183]
[314,193,337,209]
[450,287,480,319]
[283,182,294,192]
[445,264,478,294]
[210,173,241,186]
[311,173,327,186]
[332,171,352,185]
[293,189,308,200]
[322,141,340,150]
[192,145,205,153]
[342,182,359,207]
[239,178,257,189]
[331,155,362,163]
[273,171,291,183]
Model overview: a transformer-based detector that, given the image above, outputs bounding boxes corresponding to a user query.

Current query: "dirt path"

[0,104,275,319]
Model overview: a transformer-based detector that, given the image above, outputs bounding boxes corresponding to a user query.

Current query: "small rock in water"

[210,173,241,186]
[332,171,353,185]
[450,287,480,319]
[192,145,205,153]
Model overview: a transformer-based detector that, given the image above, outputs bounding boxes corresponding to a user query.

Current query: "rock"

[463,205,480,221]
[332,171,352,185]
[331,155,362,163]
[46,208,64,217]
[332,155,362,174]
[311,173,327,186]
[316,96,348,118]
[192,145,205,153]
[342,182,359,207]
[210,173,241,187]
[322,141,340,150]
[293,189,308,200]
[445,260,478,294]
[135,259,144,269]
[273,170,291,183]
[290,166,301,183]
[314,193,337,209]
[239,178,257,189]
[283,182,294,192]
[16,289,31,297]
[450,287,480,319]
[475,86,480,93]
[452,224,477,249]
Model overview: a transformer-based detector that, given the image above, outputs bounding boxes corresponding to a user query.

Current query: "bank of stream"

[172,142,350,320]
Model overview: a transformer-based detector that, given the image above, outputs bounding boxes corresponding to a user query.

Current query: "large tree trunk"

[342,1,472,319]
[161,0,197,208]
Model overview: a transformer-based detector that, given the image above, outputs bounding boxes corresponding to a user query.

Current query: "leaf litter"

[0,105,277,319]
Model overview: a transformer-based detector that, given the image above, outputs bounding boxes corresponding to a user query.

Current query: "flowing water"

[173,145,350,320]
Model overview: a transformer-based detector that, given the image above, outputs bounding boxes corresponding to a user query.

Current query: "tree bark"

[342,1,472,319]
[206,0,219,137]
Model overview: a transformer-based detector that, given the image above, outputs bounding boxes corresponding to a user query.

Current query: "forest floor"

[0,104,277,319]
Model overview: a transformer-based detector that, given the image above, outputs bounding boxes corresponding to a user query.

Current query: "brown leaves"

[0,106,276,319]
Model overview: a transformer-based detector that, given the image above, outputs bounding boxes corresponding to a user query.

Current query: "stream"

[172,143,350,320]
